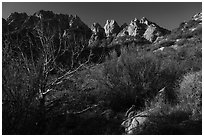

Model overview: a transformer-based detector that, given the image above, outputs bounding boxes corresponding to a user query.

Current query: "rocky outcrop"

[104,20,121,37]
[2,10,93,67]
[120,23,128,30]
[121,107,158,134]
[143,24,161,42]
[140,17,151,26]
[88,23,106,47]
[118,18,144,37]
[62,15,92,42]
[121,87,166,135]
[153,12,202,47]
[90,22,105,36]
[192,12,202,21]
[34,10,54,20]
[4,10,92,41]
[174,12,202,34]
[117,17,170,43]
[118,18,141,37]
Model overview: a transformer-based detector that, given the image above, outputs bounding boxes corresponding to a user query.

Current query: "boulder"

[121,107,160,134]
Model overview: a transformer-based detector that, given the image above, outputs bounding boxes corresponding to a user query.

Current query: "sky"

[2,2,202,30]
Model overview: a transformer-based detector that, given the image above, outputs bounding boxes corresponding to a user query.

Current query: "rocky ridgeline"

[192,12,202,21]
[2,10,201,60]
[174,12,202,34]
[104,19,121,37]
[117,17,170,42]
[88,22,106,46]
[3,10,171,47]
[3,10,92,42]
[153,12,202,52]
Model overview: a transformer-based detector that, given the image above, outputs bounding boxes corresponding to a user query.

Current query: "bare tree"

[35,28,92,105]
[2,25,93,134]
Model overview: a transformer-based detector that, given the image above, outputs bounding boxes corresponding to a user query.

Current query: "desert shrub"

[136,109,201,135]
[2,31,94,134]
[135,71,202,135]
[2,55,42,134]
[99,41,201,112]
[176,43,202,72]
[176,39,188,46]
[100,49,162,111]
[177,71,202,120]
[159,40,175,47]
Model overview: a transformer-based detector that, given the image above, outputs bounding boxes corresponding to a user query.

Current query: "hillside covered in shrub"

[2,10,202,135]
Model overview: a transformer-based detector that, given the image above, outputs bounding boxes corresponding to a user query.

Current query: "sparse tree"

[2,23,93,134]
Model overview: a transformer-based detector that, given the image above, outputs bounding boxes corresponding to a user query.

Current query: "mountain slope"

[151,12,202,53]
[2,10,202,135]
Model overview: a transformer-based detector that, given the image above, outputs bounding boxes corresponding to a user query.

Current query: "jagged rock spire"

[104,19,121,37]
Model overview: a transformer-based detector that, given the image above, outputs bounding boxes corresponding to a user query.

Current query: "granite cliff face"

[192,12,202,21]
[5,10,202,64]
[4,10,92,41]
[117,17,170,42]
[104,20,121,37]
[2,10,94,68]
[1,10,173,65]
[89,22,106,47]
[3,10,171,49]
[4,10,202,58]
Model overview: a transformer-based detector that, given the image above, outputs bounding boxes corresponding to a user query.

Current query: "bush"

[100,49,162,111]
[177,71,202,120]
[98,39,202,112]
[2,55,41,134]
[134,71,202,135]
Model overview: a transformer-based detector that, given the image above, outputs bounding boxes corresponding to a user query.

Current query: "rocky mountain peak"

[7,12,28,22]
[34,10,54,19]
[69,14,84,28]
[88,22,106,47]
[117,17,145,37]
[192,12,202,21]
[175,12,202,33]
[116,17,170,42]
[130,18,140,26]
[4,10,92,45]
[154,12,202,46]
[91,22,105,35]
[140,17,151,26]
[104,19,121,37]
